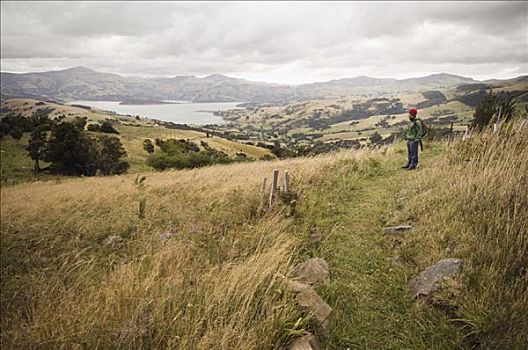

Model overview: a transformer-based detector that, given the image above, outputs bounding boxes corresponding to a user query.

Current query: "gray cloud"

[1,1,526,83]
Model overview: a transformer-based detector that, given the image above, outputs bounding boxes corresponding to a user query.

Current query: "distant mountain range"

[0,66,522,103]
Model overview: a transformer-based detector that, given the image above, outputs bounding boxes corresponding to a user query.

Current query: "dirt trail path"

[297,147,461,349]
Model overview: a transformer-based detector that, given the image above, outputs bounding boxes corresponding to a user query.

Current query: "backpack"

[418,118,428,137]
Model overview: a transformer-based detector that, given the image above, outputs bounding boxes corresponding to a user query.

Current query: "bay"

[68,100,243,125]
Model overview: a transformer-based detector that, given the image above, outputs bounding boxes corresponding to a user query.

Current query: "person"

[402,108,422,170]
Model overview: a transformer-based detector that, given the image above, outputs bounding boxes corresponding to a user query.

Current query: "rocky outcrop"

[296,285,333,334]
[291,258,329,285]
[289,333,321,350]
[409,258,464,299]
[284,258,333,336]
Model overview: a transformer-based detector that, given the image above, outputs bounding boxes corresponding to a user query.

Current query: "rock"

[297,287,333,334]
[382,225,413,235]
[284,279,311,293]
[282,278,333,334]
[289,333,321,350]
[409,258,464,299]
[292,258,329,285]
[309,232,322,244]
[104,235,124,249]
[159,231,176,240]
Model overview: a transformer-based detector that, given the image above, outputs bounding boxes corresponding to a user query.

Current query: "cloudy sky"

[1,1,527,84]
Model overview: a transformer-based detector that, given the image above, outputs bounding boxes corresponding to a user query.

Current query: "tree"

[87,123,101,132]
[31,108,54,129]
[471,90,518,131]
[369,131,383,145]
[26,126,47,173]
[44,121,98,176]
[143,138,155,153]
[97,136,129,175]
[494,93,518,125]
[9,127,23,144]
[0,122,10,139]
[100,120,119,134]
[71,116,87,130]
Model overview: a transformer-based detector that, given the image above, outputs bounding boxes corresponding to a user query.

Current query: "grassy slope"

[1,121,527,348]
[296,144,462,349]
[1,99,274,183]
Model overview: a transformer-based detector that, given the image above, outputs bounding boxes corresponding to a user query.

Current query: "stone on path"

[409,258,464,299]
[283,278,333,334]
[382,225,413,235]
[291,258,330,285]
[296,285,333,334]
[289,333,321,350]
[104,235,123,249]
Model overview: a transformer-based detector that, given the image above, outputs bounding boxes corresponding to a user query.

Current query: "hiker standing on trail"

[402,108,423,170]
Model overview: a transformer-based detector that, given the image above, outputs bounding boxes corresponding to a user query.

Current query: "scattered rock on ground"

[292,258,329,285]
[409,258,464,299]
[296,286,333,334]
[282,277,333,334]
[284,279,311,293]
[104,235,124,249]
[382,225,413,234]
[289,333,321,350]
[159,231,176,240]
[309,232,322,244]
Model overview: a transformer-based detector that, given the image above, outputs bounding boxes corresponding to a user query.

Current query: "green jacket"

[406,118,423,141]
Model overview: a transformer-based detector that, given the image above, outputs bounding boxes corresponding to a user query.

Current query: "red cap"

[409,108,417,116]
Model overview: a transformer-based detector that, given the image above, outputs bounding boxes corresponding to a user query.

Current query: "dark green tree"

[369,131,383,145]
[9,127,23,144]
[99,120,119,134]
[143,138,155,153]
[0,122,10,139]
[471,90,497,131]
[31,107,54,129]
[71,116,87,130]
[44,122,98,176]
[494,93,518,124]
[471,90,518,131]
[96,136,129,175]
[26,126,47,173]
[87,123,101,132]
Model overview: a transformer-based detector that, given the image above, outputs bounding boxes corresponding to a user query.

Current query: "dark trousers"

[406,140,419,167]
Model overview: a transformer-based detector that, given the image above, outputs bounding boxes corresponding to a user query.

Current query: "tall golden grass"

[1,148,373,349]
[396,119,528,348]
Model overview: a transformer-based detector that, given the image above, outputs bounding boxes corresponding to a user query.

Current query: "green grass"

[0,135,59,186]
[292,143,462,349]
[1,121,526,348]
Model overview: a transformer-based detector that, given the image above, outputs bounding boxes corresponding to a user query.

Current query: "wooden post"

[258,177,268,212]
[283,170,290,193]
[448,122,453,145]
[269,169,279,207]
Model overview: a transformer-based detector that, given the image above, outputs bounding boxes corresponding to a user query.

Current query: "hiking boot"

[401,165,410,169]
[406,166,416,170]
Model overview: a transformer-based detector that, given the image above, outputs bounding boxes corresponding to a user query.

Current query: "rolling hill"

[1,66,488,104]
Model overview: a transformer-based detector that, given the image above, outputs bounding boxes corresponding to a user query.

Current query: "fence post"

[283,170,290,193]
[269,169,279,207]
[258,177,267,213]
[448,122,453,145]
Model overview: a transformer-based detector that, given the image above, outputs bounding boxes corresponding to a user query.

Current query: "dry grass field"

[1,119,527,349]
